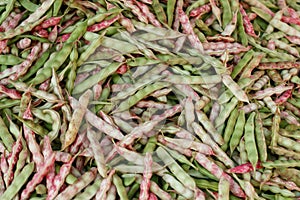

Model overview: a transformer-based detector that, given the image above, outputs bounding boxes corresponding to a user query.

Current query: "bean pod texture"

[0,0,300,199]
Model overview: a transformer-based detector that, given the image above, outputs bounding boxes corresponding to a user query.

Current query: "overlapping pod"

[2,0,300,199]
[0,162,34,200]
[244,112,259,170]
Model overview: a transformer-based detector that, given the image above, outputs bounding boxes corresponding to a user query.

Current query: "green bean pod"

[221,108,239,151]
[152,0,167,25]
[156,147,196,189]
[0,116,14,152]
[215,97,239,128]
[271,108,281,147]
[278,135,300,152]
[220,0,232,28]
[18,0,39,12]
[262,159,300,168]
[1,162,34,200]
[21,50,51,82]
[73,178,102,200]
[0,55,24,65]
[114,82,170,113]
[232,50,254,78]
[0,0,15,25]
[244,112,259,169]
[0,17,46,40]
[113,174,129,200]
[73,62,123,95]
[218,175,230,200]
[30,43,73,85]
[255,113,268,162]
[229,109,245,154]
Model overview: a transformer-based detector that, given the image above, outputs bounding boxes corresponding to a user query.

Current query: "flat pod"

[244,112,259,169]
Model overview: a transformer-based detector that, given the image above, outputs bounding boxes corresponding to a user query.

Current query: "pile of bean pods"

[1,0,300,199]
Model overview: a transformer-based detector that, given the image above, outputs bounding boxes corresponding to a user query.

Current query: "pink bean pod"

[46,156,77,200]
[284,102,300,117]
[87,15,120,32]
[42,136,55,196]
[248,13,257,21]
[98,111,119,130]
[227,162,262,174]
[55,151,72,163]
[280,111,300,126]
[16,38,31,49]
[258,62,300,70]
[285,7,299,18]
[252,84,293,99]
[23,101,33,120]
[0,12,23,53]
[0,85,22,99]
[175,128,195,140]
[75,156,85,172]
[139,153,153,200]
[189,4,211,17]
[22,106,44,172]
[0,153,8,177]
[4,135,23,186]
[178,8,204,53]
[281,16,300,26]
[34,16,62,31]
[173,0,184,30]
[136,100,172,110]
[46,165,56,196]
[157,135,193,157]
[205,14,216,26]
[275,89,292,104]
[21,152,55,199]
[33,29,49,38]
[149,193,158,200]
[195,153,246,198]
[174,84,201,101]
[95,169,115,200]
[0,40,8,54]
[1,11,23,31]
[39,79,50,91]
[77,1,101,10]
[23,126,44,170]
[53,168,97,200]
[133,0,161,27]
[240,5,258,38]
[56,33,71,43]
[267,40,276,50]
[48,25,58,43]
[151,104,182,121]
[119,16,136,33]
[285,36,300,45]
[9,42,42,81]
[271,177,300,191]
[121,0,148,23]
[92,81,103,100]
[116,64,128,74]
[7,13,23,30]
[58,16,81,33]
[203,42,252,55]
